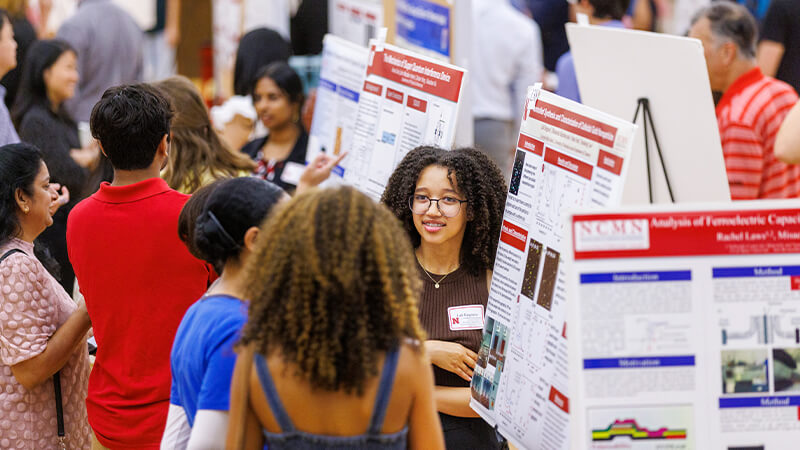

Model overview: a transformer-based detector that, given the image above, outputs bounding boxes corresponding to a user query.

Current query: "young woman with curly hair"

[381,146,507,449]
[226,186,445,450]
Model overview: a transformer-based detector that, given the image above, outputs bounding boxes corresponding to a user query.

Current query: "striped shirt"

[716,68,800,200]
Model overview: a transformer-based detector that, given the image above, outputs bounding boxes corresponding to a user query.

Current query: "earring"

[23,206,29,214]
[292,110,300,123]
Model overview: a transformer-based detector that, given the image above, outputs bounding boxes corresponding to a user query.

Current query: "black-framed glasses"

[408,194,467,218]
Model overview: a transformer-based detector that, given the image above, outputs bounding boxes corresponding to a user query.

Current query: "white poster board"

[306,35,369,184]
[344,40,466,199]
[566,24,731,204]
[469,86,636,450]
[567,201,800,449]
[330,0,384,47]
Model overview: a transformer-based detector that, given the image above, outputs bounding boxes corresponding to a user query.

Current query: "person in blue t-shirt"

[160,177,287,449]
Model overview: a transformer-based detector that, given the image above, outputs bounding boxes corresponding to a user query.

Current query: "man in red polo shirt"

[67,84,212,449]
[690,2,800,200]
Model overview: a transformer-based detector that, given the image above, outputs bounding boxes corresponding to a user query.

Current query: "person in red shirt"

[66,84,213,449]
[690,2,800,200]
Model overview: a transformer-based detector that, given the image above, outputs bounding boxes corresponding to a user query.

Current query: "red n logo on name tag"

[452,317,459,325]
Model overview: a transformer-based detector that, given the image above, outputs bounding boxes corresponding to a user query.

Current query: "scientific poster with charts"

[344,40,465,199]
[567,202,800,449]
[469,86,636,450]
[306,35,369,185]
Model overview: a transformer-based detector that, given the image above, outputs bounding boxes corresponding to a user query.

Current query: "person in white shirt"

[471,0,543,180]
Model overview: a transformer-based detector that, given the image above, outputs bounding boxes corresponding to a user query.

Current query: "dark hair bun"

[194,177,285,271]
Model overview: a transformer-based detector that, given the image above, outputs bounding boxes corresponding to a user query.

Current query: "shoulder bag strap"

[0,248,24,264]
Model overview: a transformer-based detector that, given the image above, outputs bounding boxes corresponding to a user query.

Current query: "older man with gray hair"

[690,2,800,200]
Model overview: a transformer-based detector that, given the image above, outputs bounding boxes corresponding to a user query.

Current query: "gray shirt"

[57,0,143,122]
[0,86,20,146]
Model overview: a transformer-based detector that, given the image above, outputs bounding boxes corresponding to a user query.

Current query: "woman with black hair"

[213,28,291,151]
[12,38,97,294]
[0,143,91,448]
[241,61,308,192]
[162,177,288,449]
[381,146,507,449]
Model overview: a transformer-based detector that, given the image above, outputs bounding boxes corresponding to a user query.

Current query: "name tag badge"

[280,161,305,186]
[448,305,485,331]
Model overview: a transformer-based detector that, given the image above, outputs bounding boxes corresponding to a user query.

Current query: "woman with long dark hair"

[12,38,98,294]
[212,28,291,151]
[241,61,308,193]
[0,143,92,448]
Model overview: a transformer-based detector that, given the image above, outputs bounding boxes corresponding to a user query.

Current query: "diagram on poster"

[469,86,636,450]
[306,35,369,185]
[344,40,465,199]
[568,203,800,449]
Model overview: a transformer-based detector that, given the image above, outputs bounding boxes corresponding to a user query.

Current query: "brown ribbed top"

[416,261,488,388]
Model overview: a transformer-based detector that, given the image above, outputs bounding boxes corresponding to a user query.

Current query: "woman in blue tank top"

[226,186,446,449]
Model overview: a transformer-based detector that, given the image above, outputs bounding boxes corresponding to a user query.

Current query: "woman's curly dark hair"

[240,186,425,394]
[381,146,507,276]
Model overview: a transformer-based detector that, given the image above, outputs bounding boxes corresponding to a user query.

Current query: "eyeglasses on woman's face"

[408,194,467,218]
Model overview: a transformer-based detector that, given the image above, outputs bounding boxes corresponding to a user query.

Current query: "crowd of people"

[0,0,798,449]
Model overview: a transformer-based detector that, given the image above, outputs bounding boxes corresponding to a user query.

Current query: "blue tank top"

[253,348,408,450]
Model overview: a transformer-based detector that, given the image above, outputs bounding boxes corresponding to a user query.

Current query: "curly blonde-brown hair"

[240,186,425,394]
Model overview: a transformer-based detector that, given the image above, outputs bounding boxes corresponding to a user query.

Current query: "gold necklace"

[416,253,458,289]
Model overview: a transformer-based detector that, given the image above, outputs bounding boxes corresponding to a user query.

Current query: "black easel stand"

[632,98,675,203]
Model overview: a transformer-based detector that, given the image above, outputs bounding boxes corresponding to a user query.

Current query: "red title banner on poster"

[368,46,464,102]
[363,81,383,96]
[597,150,624,175]
[573,209,800,259]
[544,148,593,180]
[530,101,617,147]
[517,134,544,156]
[500,220,528,252]
[386,87,404,104]
[407,95,427,113]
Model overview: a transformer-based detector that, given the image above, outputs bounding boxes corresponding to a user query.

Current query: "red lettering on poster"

[792,277,800,291]
[597,150,624,175]
[500,220,528,252]
[544,148,593,180]
[530,101,617,147]
[367,46,464,102]
[407,95,427,113]
[386,88,404,104]
[517,134,544,156]
[573,209,800,259]
[549,386,569,413]
[363,81,383,96]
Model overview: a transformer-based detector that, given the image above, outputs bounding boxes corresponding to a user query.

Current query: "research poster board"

[566,24,730,204]
[344,40,466,199]
[567,202,800,449]
[469,86,636,449]
[329,0,384,47]
[383,0,453,62]
[306,35,369,184]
